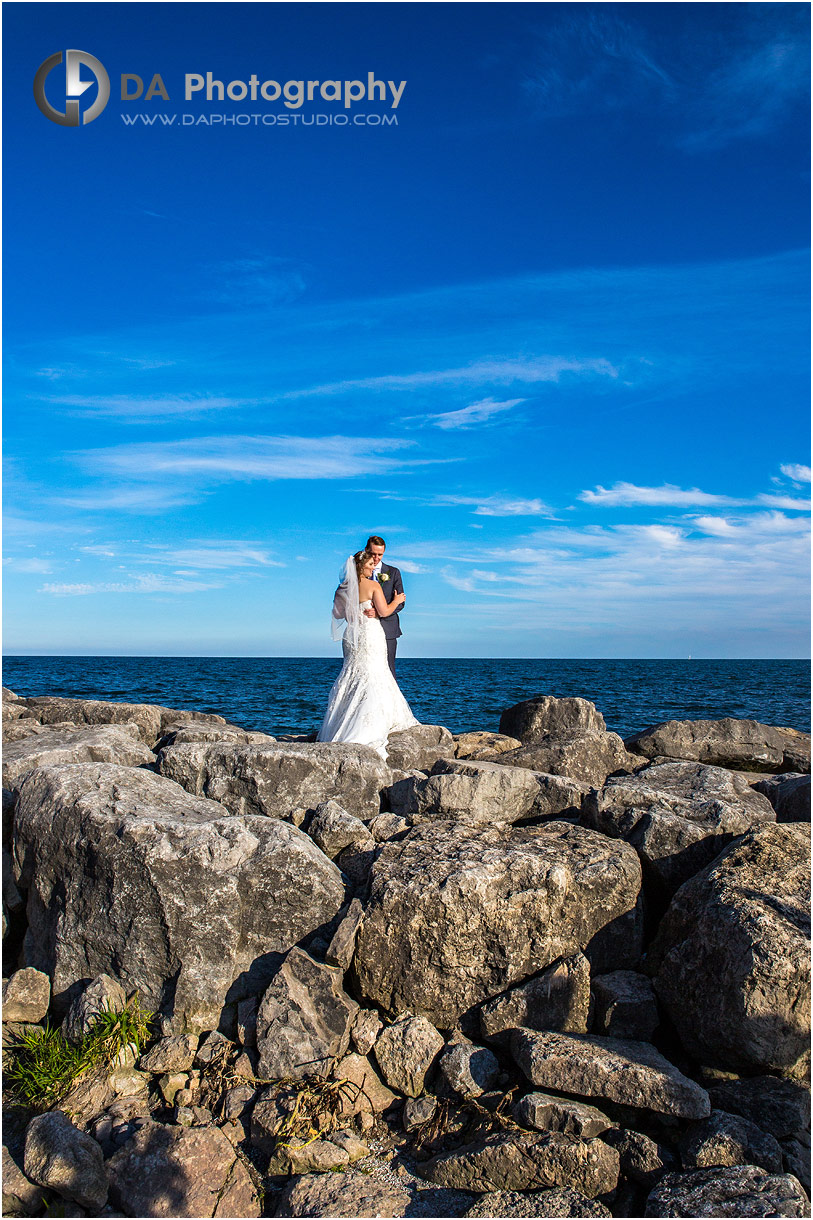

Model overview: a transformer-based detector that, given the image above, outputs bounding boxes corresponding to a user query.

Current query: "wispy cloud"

[436,494,556,518]
[580,482,740,508]
[40,573,221,597]
[42,393,244,420]
[415,396,524,430]
[3,556,54,574]
[781,463,812,484]
[201,255,307,307]
[282,356,618,399]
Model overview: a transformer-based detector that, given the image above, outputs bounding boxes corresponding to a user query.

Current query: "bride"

[317,549,419,758]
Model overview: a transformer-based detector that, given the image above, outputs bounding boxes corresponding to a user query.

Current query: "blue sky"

[3,2,810,657]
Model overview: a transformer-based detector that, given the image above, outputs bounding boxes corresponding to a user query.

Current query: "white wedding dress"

[318,597,418,759]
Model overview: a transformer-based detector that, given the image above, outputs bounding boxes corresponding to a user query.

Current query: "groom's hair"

[366,535,385,549]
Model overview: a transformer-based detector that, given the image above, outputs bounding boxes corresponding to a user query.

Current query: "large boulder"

[23,696,228,745]
[754,774,811,823]
[255,948,358,1080]
[13,763,346,1028]
[154,721,276,750]
[464,1187,611,1217]
[107,1120,260,1216]
[478,952,591,1041]
[499,696,607,742]
[385,724,455,771]
[275,1170,411,1217]
[61,973,127,1042]
[373,1015,444,1097]
[354,821,640,1028]
[388,758,562,825]
[581,762,775,897]
[624,718,811,774]
[649,824,810,1076]
[705,1077,810,1141]
[23,1111,107,1211]
[418,1130,620,1197]
[511,1028,710,1120]
[157,740,390,822]
[678,1109,784,1173]
[491,734,634,787]
[2,723,155,789]
[643,1165,809,1217]
[2,968,50,1023]
[455,732,523,760]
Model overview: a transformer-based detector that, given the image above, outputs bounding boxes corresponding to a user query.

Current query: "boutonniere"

[379,573,390,582]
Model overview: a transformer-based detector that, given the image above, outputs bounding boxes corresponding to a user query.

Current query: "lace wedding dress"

[318,585,418,759]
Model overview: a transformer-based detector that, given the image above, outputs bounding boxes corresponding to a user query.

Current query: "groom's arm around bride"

[365,534,403,678]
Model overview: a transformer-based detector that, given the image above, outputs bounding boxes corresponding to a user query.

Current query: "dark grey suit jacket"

[376,563,404,640]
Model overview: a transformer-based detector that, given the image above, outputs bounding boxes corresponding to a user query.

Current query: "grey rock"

[106,1119,259,1216]
[385,723,456,772]
[274,1170,411,1217]
[781,1137,811,1196]
[61,974,127,1042]
[515,1092,615,1138]
[154,721,274,750]
[334,841,377,890]
[195,1030,233,1065]
[237,995,258,1047]
[2,722,156,790]
[157,739,391,823]
[419,1130,620,1197]
[58,1064,118,1128]
[582,761,776,896]
[23,1111,107,1211]
[499,696,607,742]
[388,757,550,825]
[354,820,642,1028]
[330,1052,398,1116]
[2,968,50,1023]
[625,718,811,774]
[706,1077,811,1140]
[679,1109,784,1173]
[2,1143,45,1216]
[464,1187,612,1217]
[403,1095,438,1131]
[350,1007,382,1056]
[285,1139,350,1174]
[25,696,228,742]
[307,802,374,859]
[644,1165,810,1217]
[138,1034,198,1074]
[591,971,659,1040]
[754,774,811,823]
[649,823,810,1075]
[374,1014,443,1097]
[492,733,633,787]
[455,731,523,760]
[368,812,409,842]
[256,948,358,1080]
[600,1127,676,1188]
[511,1028,711,1119]
[479,952,591,1042]
[438,1039,500,1097]
[13,763,346,1029]
[328,1128,369,1162]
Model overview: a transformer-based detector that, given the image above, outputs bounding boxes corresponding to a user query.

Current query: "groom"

[363,534,404,677]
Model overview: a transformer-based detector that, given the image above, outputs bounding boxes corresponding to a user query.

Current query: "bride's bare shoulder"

[358,576,376,597]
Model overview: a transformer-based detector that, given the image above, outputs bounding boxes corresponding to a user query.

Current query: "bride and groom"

[317,535,419,758]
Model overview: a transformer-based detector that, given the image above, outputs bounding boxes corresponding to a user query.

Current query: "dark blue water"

[2,656,809,740]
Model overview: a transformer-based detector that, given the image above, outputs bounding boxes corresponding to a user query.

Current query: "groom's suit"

[374,562,404,677]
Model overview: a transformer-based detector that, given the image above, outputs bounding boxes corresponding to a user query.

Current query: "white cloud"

[580,482,740,507]
[3,557,53,574]
[780,463,812,483]
[41,572,220,597]
[44,394,242,419]
[419,397,524,430]
[436,494,556,518]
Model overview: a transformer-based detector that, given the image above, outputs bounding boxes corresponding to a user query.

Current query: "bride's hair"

[353,549,374,578]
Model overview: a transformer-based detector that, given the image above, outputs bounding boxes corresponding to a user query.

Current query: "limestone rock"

[374,1014,443,1097]
[307,802,373,859]
[500,696,607,742]
[350,1007,382,1056]
[354,820,641,1028]
[679,1109,784,1173]
[649,824,810,1075]
[754,773,811,823]
[419,1130,620,1197]
[256,948,358,1080]
[24,696,227,744]
[23,1111,107,1211]
[438,1039,500,1097]
[274,1170,411,1217]
[107,1120,260,1216]
[625,718,811,774]
[61,974,127,1042]
[368,812,409,842]
[138,1034,198,1074]
[591,971,659,1040]
[706,1077,811,1140]
[492,733,633,787]
[464,1188,612,1217]
[511,1028,710,1120]
[13,763,346,1029]
[643,1165,809,1217]
[582,761,775,896]
[157,739,391,823]
[154,721,274,750]
[600,1128,676,1188]
[385,724,456,772]
[325,898,365,971]
[479,952,591,1041]
[455,731,523,760]
[330,1052,398,1115]
[515,1092,615,1138]
[403,1095,437,1131]
[387,757,547,825]
[2,1143,45,1216]
[2,723,155,790]
[2,968,50,1023]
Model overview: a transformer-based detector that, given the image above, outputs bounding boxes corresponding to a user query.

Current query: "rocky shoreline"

[2,686,810,1218]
